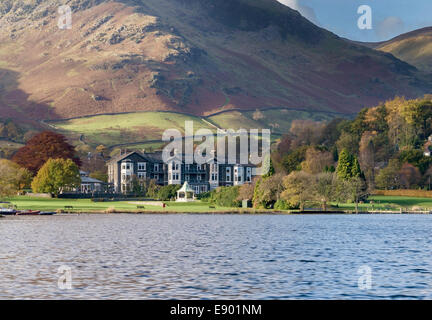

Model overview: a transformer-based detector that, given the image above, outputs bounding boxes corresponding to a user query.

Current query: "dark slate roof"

[81,176,105,184]
[107,150,257,166]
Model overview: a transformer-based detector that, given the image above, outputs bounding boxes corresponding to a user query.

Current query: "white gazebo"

[176,182,195,202]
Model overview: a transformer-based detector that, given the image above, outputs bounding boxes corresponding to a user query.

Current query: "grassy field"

[3,195,432,214]
[4,196,258,213]
[53,112,215,147]
[52,109,342,148]
[208,109,338,136]
[333,195,432,211]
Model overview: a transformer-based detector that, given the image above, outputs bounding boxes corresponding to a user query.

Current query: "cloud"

[277,0,319,25]
[376,16,405,40]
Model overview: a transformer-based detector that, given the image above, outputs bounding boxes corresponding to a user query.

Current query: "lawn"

[4,196,252,213]
[5,195,432,214]
[333,195,432,211]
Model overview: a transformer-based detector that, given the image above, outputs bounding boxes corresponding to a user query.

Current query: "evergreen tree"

[336,149,362,180]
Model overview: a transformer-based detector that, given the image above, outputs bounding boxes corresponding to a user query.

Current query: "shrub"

[157,184,181,201]
[208,186,241,207]
[274,199,290,210]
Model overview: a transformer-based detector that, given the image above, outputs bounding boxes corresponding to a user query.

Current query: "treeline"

[273,95,432,191]
[204,95,432,210]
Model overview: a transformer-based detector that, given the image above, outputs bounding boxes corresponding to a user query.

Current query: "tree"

[157,185,181,201]
[399,163,422,189]
[301,147,334,174]
[0,159,32,198]
[336,149,361,180]
[252,174,284,208]
[281,171,315,211]
[359,131,376,189]
[282,145,308,173]
[375,159,402,190]
[342,177,368,213]
[314,172,338,211]
[31,158,81,196]
[237,179,256,201]
[12,131,81,175]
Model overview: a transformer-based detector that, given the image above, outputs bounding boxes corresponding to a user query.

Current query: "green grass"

[209,109,338,135]
[53,109,342,148]
[333,195,432,211]
[5,195,432,214]
[4,196,248,213]
[53,112,215,147]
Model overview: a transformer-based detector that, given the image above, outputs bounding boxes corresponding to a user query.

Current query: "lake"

[0,214,431,299]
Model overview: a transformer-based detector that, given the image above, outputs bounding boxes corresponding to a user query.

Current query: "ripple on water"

[0,214,431,299]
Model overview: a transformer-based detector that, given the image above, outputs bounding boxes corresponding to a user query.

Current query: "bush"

[208,186,241,207]
[157,184,181,201]
[274,199,290,210]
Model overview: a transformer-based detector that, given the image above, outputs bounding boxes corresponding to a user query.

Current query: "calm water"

[0,214,431,299]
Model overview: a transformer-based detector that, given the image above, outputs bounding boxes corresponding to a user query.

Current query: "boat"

[39,212,57,216]
[0,208,17,215]
[16,210,41,216]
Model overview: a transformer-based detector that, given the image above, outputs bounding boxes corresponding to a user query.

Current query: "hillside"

[368,27,432,73]
[0,0,431,125]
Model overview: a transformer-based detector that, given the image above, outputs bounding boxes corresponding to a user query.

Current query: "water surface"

[0,214,431,299]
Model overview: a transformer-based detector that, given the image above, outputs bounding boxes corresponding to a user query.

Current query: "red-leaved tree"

[12,131,81,175]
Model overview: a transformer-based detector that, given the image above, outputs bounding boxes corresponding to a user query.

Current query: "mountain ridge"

[0,0,430,125]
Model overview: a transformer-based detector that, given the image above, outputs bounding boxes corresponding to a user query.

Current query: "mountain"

[0,0,431,125]
[367,27,432,73]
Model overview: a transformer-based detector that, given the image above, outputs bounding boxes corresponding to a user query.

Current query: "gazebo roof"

[177,181,194,193]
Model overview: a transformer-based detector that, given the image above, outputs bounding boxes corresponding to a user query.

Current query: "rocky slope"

[367,27,432,73]
[0,0,430,124]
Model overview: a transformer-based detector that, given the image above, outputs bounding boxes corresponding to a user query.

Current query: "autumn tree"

[252,174,284,209]
[31,158,81,196]
[237,178,256,201]
[301,147,334,174]
[0,159,32,198]
[281,171,315,211]
[12,131,81,175]
[359,131,376,189]
[399,163,422,189]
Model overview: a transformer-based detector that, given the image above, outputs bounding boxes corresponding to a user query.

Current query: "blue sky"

[277,0,432,42]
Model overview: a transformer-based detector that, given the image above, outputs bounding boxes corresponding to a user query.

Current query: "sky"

[277,0,432,42]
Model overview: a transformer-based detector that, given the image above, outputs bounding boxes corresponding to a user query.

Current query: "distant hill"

[0,0,431,125]
[365,27,432,73]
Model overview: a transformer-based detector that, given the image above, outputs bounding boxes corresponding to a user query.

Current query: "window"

[138,162,146,171]
[226,167,231,182]
[246,167,252,182]
[186,164,190,171]
[154,174,159,181]
[138,172,146,179]
[197,175,201,181]
[185,174,190,181]
[154,164,159,172]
